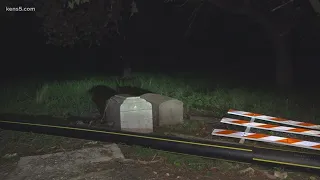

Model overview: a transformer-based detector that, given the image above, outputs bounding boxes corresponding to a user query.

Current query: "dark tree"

[31,0,136,48]
[182,0,319,88]
[5,0,319,87]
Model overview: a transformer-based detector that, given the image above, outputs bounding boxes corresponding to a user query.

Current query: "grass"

[0,72,320,177]
[1,72,319,120]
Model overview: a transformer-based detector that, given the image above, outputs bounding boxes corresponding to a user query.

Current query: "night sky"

[2,0,320,88]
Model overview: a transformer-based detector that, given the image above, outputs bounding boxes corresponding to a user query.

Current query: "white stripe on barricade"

[228,109,320,130]
[212,129,320,151]
[220,117,320,138]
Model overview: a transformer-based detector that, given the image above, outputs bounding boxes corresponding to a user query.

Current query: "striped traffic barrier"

[228,109,320,130]
[212,129,320,151]
[220,117,320,138]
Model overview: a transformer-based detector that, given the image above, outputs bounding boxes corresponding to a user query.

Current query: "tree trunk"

[272,33,293,89]
[202,0,296,88]
[309,0,320,14]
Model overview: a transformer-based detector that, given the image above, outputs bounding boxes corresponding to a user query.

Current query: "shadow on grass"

[88,85,118,117]
[116,86,153,96]
[88,85,153,117]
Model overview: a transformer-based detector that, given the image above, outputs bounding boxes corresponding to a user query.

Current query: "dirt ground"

[0,109,319,180]
[0,138,318,180]
[0,158,277,180]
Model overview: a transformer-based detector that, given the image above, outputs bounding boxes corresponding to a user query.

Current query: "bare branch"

[309,0,320,14]
[185,0,205,37]
[177,0,189,7]
[271,0,293,12]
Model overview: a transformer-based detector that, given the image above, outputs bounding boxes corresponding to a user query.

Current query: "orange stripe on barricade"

[212,129,320,151]
[220,117,320,138]
[227,109,320,130]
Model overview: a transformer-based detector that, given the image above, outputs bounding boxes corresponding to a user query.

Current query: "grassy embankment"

[1,73,319,173]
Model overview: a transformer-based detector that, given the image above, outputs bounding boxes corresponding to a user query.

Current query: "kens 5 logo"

[6,6,36,12]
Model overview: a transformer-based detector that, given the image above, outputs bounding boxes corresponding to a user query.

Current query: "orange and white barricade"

[212,129,320,151]
[221,117,320,138]
[228,109,320,130]
[211,109,320,150]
